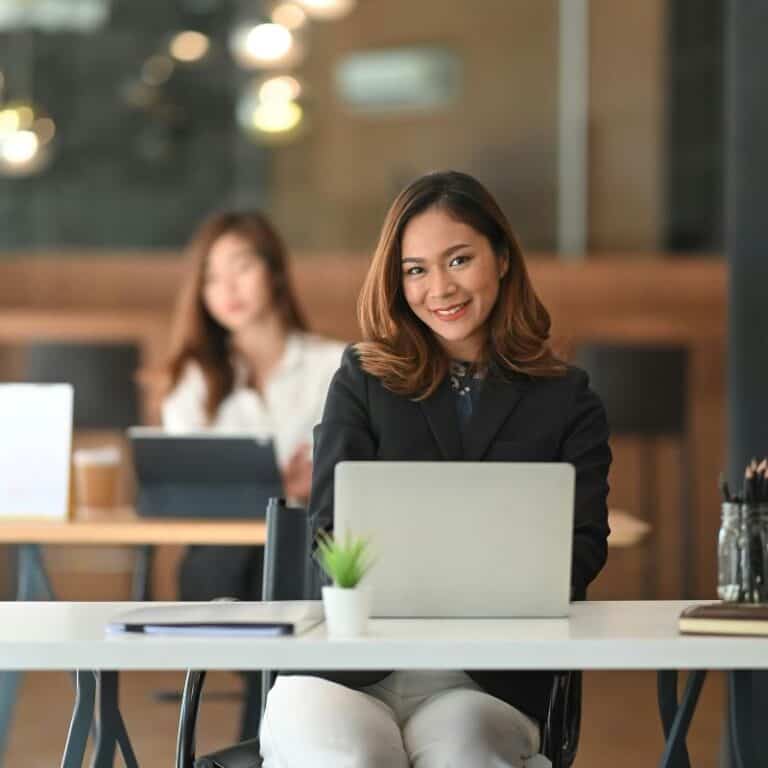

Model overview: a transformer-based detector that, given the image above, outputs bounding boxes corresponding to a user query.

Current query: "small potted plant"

[315,529,373,637]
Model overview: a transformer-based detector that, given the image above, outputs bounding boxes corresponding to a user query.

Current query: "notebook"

[678,602,768,637]
[106,601,324,637]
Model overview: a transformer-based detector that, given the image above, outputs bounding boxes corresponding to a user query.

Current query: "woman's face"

[203,231,274,332]
[400,206,506,362]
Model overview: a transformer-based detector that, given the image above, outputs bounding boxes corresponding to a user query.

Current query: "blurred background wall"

[0,0,725,255]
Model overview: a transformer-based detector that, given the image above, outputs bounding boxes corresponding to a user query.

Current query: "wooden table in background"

[0,507,266,547]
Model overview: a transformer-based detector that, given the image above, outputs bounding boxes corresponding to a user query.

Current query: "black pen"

[719,471,732,503]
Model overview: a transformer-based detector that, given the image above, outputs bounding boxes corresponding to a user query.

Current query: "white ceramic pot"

[322,585,372,637]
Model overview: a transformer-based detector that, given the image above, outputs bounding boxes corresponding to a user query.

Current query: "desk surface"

[0,601,764,672]
[0,508,266,545]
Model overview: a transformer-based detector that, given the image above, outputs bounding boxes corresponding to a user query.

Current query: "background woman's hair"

[356,170,565,398]
[164,210,307,421]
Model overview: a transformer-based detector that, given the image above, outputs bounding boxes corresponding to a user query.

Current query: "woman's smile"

[431,300,471,320]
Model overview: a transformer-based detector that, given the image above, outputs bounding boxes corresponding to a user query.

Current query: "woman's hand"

[281,442,313,503]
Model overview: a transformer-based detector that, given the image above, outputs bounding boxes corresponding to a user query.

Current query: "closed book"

[679,602,768,637]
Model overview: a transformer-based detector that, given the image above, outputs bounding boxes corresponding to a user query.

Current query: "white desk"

[0,600,764,768]
[0,599,763,671]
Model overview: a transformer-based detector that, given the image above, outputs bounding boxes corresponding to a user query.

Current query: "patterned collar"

[449,359,487,396]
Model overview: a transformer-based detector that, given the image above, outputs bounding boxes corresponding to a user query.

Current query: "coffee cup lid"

[73,446,121,466]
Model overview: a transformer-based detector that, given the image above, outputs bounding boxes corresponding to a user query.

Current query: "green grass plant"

[315,529,373,588]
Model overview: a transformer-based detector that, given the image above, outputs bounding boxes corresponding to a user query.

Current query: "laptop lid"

[0,384,73,520]
[128,428,283,519]
[333,461,575,618]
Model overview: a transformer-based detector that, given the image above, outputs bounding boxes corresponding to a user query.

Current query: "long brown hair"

[165,210,307,421]
[357,170,565,398]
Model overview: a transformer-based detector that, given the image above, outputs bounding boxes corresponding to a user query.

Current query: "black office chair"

[24,342,141,429]
[176,500,582,768]
[574,344,689,597]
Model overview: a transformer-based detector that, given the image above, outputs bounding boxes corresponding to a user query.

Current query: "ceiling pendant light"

[236,74,307,144]
[270,2,307,30]
[0,100,56,177]
[229,20,305,70]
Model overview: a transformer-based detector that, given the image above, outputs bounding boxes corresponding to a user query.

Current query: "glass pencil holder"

[739,503,768,604]
[718,502,743,602]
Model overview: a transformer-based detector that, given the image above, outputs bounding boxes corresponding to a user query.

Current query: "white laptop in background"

[0,384,73,520]
[334,462,575,619]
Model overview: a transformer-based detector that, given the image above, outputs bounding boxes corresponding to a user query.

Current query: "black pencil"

[759,458,768,503]
[744,466,755,504]
[719,471,732,503]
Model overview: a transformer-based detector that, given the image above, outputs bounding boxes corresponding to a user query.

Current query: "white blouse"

[161,333,346,468]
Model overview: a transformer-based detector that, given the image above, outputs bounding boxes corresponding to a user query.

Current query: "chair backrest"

[24,342,140,428]
[260,498,320,720]
[261,498,318,602]
[574,344,688,436]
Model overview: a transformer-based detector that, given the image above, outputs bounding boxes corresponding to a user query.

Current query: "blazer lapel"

[419,375,463,461]
[463,372,529,461]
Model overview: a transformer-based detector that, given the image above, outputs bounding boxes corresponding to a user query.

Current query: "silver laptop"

[333,462,575,618]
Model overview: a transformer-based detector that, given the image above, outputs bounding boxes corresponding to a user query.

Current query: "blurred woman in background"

[162,209,345,603]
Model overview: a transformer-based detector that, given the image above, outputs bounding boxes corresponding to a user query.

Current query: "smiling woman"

[258,172,611,768]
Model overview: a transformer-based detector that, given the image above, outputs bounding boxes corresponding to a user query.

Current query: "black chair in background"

[24,341,154,600]
[24,342,141,429]
[574,344,690,597]
[176,500,583,768]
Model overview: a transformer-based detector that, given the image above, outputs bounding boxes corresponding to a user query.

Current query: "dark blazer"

[308,345,611,725]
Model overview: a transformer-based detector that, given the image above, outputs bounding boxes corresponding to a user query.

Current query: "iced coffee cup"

[72,446,121,511]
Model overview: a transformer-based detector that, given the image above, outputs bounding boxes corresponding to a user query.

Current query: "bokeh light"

[230,21,304,69]
[297,0,356,21]
[169,30,210,62]
[271,2,307,30]
[0,101,56,176]
[237,74,307,143]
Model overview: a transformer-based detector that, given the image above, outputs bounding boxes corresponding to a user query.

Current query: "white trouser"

[259,670,549,768]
